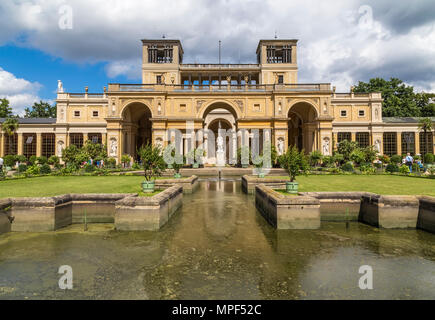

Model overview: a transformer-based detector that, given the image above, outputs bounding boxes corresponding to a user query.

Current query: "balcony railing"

[109,83,331,92]
[180,63,260,69]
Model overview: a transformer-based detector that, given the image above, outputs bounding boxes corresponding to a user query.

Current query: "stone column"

[17,133,23,155]
[0,134,3,157]
[351,132,356,142]
[415,132,420,154]
[36,133,42,157]
[397,132,402,155]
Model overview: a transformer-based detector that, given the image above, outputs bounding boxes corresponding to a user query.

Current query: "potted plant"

[187,148,205,168]
[137,143,166,193]
[278,145,309,194]
[172,152,185,178]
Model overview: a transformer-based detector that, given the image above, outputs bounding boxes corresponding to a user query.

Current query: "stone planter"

[141,180,155,193]
[155,175,199,194]
[286,181,298,194]
[255,184,320,229]
[115,185,183,231]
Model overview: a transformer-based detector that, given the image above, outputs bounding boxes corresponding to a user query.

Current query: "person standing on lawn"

[405,153,414,172]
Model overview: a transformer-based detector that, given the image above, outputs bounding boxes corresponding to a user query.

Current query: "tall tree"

[0,98,13,118]
[418,117,433,159]
[24,101,57,118]
[2,118,19,155]
[353,78,431,117]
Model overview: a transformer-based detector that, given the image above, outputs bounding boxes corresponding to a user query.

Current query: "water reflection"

[0,180,434,299]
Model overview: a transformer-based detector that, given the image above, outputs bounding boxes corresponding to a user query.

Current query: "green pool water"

[0,179,434,299]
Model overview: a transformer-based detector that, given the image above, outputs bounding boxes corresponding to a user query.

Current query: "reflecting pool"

[0,179,434,299]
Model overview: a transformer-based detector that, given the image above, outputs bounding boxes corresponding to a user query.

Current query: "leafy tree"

[62,144,80,168]
[350,149,365,165]
[0,98,13,118]
[337,140,358,161]
[81,140,107,161]
[24,101,57,118]
[353,78,435,117]
[137,143,166,181]
[418,117,433,159]
[278,145,309,182]
[121,154,131,168]
[308,150,323,166]
[2,118,19,154]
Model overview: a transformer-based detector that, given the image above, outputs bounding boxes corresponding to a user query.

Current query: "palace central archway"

[287,102,318,153]
[122,102,152,161]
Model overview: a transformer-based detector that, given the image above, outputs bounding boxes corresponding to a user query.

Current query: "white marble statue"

[277,138,284,155]
[375,139,381,153]
[57,141,64,156]
[322,137,330,155]
[57,80,64,93]
[216,121,225,166]
[110,138,117,156]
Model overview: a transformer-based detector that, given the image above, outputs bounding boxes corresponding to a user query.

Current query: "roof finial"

[162,34,166,39]
[274,30,278,39]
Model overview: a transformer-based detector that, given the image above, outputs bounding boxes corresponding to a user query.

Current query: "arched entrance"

[201,102,238,165]
[121,102,152,161]
[287,102,318,153]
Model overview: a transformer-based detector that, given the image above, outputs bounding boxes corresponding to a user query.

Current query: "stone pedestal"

[216,150,225,166]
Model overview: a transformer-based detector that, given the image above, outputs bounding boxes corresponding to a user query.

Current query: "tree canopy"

[0,98,13,118]
[24,101,57,118]
[353,78,435,117]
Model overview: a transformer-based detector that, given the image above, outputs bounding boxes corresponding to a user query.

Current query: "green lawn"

[0,174,434,198]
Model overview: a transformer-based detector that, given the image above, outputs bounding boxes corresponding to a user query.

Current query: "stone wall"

[255,184,320,229]
[0,199,12,235]
[242,175,288,194]
[417,196,435,233]
[115,185,183,231]
[359,195,419,228]
[155,175,199,194]
[301,192,375,221]
[70,193,137,223]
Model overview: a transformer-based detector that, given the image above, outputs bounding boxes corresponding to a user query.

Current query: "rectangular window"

[92,111,99,117]
[356,132,369,148]
[340,110,347,117]
[4,133,18,155]
[358,110,365,117]
[74,111,80,117]
[23,133,37,158]
[70,133,84,148]
[156,75,162,84]
[419,132,434,155]
[278,75,284,84]
[41,133,55,158]
[88,133,102,144]
[337,132,351,143]
[383,132,397,156]
[401,132,415,155]
[253,104,261,111]
[179,104,186,111]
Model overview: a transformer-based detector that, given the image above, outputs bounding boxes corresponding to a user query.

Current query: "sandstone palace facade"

[1,39,434,163]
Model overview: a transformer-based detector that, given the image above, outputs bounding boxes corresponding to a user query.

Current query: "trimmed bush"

[341,161,354,172]
[399,164,410,174]
[424,153,434,164]
[29,155,37,165]
[3,155,16,167]
[106,158,117,168]
[18,164,27,173]
[40,163,51,174]
[37,156,48,165]
[84,163,95,173]
[390,155,402,164]
[26,164,40,175]
[386,163,399,173]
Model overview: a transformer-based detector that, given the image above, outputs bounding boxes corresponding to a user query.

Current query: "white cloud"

[0,0,434,91]
[0,67,43,116]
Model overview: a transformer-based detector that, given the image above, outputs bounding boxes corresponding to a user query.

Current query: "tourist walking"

[405,153,414,172]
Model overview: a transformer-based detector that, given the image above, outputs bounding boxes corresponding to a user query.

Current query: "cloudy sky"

[0,0,434,115]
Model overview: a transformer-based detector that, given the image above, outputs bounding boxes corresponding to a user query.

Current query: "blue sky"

[0,0,434,115]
